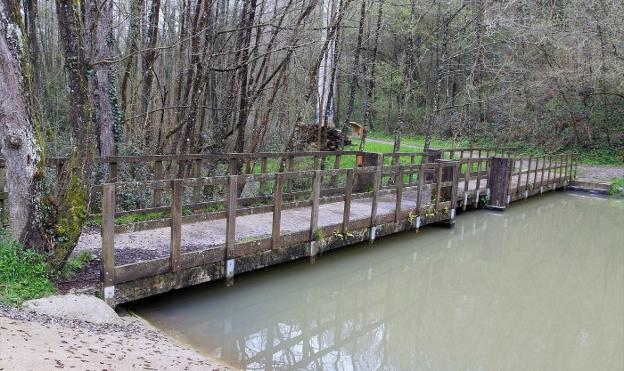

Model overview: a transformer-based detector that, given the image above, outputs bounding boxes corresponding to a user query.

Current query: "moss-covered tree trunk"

[0,0,46,247]
[50,0,96,270]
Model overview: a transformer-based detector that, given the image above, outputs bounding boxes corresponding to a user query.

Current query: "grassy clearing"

[0,231,55,305]
[364,131,469,149]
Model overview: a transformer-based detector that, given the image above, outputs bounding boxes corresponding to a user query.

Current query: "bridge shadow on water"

[129,192,624,370]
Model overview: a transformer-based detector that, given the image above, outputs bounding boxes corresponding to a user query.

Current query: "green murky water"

[130,192,624,370]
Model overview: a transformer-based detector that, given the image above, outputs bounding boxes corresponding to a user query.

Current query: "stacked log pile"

[294,124,352,151]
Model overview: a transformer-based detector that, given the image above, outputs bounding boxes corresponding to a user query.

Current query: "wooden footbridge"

[56,148,576,306]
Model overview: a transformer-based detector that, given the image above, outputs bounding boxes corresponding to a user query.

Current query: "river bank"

[0,298,233,370]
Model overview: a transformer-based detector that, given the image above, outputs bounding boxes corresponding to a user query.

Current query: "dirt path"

[575,164,624,182]
[0,305,233,370]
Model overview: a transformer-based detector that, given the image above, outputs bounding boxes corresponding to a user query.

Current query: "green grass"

[0,231,55,305]
[364,131,469,149]
[609,178,624,196]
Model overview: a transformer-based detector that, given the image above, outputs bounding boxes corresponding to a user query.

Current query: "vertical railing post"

[192,159,202,204]
[309,171,321,263]
[516,158,523,198]
[101,183,116,306]
[524,157,532,198]
[272,174,283,250]
[435,163,443,211]
[153,160,163,207]
[546,155,553,190]
[108,161,118,183]
[369,159,382,243]
[394,165,404,223]
[408,155,416,185]
[342,169,354,233]
[486,157,514,210]
[416,162,425,222]
[451,162,460,214]
[170,180,182,273]
[259,157,268,193]
[225,175,237,286]
[331,155,341,188]
[287,156,295,192]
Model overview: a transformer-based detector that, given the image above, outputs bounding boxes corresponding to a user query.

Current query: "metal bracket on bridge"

[416,216,421,231]
[524,190,529,199]
[450,208,456,220]
[369,226,377,244]
[103,286,115,307]
[308,241,318,264]
[226,259,235,286]
[540,186,544,194]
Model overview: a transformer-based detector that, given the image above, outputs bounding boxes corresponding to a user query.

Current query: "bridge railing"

[486,154,576,208]
[99,160,460,287]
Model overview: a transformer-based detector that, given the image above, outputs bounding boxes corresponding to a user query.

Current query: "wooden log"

[342,169,354,233]
[272,174,284,250]
[170,180,182,272]
[486,157,514,209]
[101,184,116,291]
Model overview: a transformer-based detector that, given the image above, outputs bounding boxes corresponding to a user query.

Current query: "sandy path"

[0,307,233,370]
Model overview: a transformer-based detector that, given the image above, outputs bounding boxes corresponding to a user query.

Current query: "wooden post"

[331,155,341,188]
[451,162,459,210]
[272,174,283,250]
[369,162,382,243]
[408,155,415,185]
[225,176,237,285]
[416,162,425,215]
[342,169,354,233]
[287,156,295,191]
[101,183,116,306]
[153,160,163,207]
[546,155,553,188]
[355,152,381,192]
[539,156,546,189]
[525,157,532,193]
[309,171,321,263]
[108,161,118,183]
[486,157,514,210]
[394,166,404,222]
[170,180,182,272]
[516,158,523,197]
[192,159,202,204]
[435,163,443,210]
[228,158,238,176]
[259,157,268,193]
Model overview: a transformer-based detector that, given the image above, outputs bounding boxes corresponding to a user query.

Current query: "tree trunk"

[363,0,383,131]
[342,0,366,130]
[0,0,44,246]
